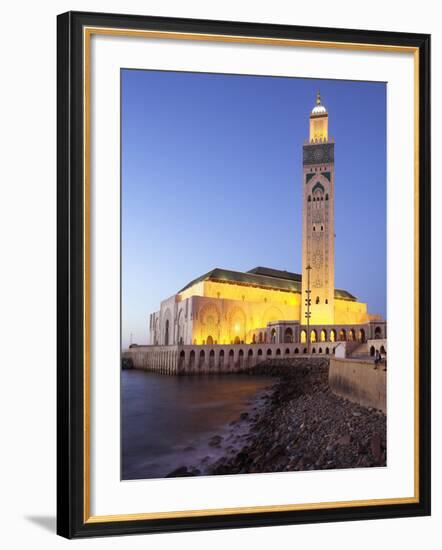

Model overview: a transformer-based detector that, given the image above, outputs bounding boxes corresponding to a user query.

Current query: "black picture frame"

[57,10,431,539]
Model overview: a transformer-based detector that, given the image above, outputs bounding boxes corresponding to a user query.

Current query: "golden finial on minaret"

[316,90,321,106]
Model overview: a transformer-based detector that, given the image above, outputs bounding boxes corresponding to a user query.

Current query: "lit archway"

[320,329,327,342]
[300,330,307,344]
[358,329,366,343]
[330,329,336,342]
[310,329,317,343]
[339,329,346,341]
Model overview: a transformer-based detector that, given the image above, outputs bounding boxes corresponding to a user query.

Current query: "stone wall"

[329,357,386,413]
[123,343,341,376]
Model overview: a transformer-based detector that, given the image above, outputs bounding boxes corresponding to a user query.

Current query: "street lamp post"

[305,264,312,354]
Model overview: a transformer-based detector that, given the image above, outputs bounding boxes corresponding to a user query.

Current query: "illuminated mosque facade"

[148,94,386,351]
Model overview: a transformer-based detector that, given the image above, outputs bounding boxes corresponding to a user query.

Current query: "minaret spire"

[309,91,328,142]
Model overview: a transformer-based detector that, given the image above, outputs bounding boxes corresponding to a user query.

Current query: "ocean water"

[121,369,272,480]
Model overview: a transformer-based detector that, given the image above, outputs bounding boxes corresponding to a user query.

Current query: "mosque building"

[148,93,386,351]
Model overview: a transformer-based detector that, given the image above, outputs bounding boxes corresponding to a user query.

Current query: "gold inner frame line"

[82,26,420,524]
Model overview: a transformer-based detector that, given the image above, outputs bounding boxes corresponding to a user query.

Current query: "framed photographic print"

[57,11,431,538]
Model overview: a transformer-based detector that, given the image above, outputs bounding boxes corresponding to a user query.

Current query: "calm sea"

[121,370,272,480]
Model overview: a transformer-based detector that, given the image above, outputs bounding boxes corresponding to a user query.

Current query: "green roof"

[179,266,357,301]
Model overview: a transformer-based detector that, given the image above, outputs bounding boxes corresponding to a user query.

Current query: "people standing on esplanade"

[374,349,380,369]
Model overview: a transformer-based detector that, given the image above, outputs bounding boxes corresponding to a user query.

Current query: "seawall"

[329,357,386,413]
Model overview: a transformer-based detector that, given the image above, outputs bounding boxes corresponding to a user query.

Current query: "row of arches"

[300,328,365,344]
[203,326,381,346]
[177,345,338,373]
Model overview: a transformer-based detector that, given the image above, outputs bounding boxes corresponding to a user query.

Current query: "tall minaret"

[301,92,335,326]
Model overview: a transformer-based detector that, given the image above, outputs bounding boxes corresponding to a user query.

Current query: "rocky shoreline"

[166,358,386,477]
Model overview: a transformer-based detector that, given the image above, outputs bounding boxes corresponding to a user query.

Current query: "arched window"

[270,328,276,343]
[267,348,272,356]
[258,348,263,356]
[300,330,307,343]
[252,333,256,344]
[316,296,320,304]
[325,194,329,200]
[375,326,382,339]
[308,195,311,202]
[330,329,336,342]
[284,327,293,343]
[339,329,346,341]
[325,347,329,355]
[285,348,290,355]
[199,350,205,368]
[276,348,281,356]
[209,349,215,368]
[295,348,299,354]
[320,329,327,342]
[219,349,224,367]
[358,329,366,343]
[310,329,317,343]
[319,347,323,354]
[206,335,213,345]
[258,332,263,343]
[189,350,195,367]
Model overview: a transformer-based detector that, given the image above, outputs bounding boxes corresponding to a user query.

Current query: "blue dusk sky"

[122,69,386,348]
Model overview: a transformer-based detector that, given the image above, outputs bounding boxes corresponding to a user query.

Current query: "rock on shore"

[208,358,386,475]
